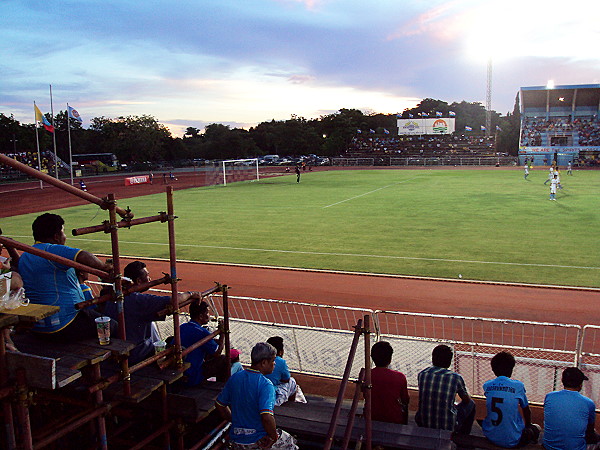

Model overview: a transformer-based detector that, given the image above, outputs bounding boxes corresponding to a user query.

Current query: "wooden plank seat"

[166,381,225,423]
[452,429,543,449]
[102,374,164,404]
[5,350,81,389]
[135,362,190,385]
[274,395,453,450]
[12,333,116,368]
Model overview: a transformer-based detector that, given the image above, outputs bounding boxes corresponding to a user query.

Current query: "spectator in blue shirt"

[180,300,227,385]
[544,367,599,450]
[415,344,475,434]
[482,351,540,447]
[216,342,298,449]
[265,336,298,406]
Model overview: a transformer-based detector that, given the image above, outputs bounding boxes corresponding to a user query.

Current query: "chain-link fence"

[104,286,597,408]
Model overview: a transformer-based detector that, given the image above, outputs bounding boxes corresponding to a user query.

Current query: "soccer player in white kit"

[524,165,529,180]
[550,176,558,200]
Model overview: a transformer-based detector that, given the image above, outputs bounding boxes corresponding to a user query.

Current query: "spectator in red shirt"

[370,341,410,424]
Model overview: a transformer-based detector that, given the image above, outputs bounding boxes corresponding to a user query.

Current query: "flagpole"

[67,103,75,185]
[34,102,43,189]
[49,84,58,178]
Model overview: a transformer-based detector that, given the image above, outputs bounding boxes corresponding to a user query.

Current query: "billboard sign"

[397,118,455,135]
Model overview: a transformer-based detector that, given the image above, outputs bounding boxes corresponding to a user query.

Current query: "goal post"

[221,158,259,186]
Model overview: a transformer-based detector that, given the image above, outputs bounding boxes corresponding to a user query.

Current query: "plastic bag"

[0,273,29,311]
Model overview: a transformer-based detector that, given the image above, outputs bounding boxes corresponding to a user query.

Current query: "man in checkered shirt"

[415,344,475,434]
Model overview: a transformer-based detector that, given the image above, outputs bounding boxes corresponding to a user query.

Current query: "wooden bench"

[5,350,81,389]
[452,429,544,449]
[166,381,225,422]
[274,395,453,449]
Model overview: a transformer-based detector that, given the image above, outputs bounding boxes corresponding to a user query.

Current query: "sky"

[1,0,599,137]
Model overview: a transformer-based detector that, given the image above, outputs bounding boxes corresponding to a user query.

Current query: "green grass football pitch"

[6,169,600,287]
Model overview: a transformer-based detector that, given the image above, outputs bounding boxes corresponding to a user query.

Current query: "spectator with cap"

[543,367,599,450]
[230,348,243,375]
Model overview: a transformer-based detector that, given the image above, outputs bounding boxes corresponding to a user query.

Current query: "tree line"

[0,97,520,165]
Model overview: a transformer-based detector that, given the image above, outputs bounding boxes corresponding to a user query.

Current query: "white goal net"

[204,158,259,186]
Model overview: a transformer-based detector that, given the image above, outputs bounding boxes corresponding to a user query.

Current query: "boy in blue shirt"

[266,336,298,406]
[482,351,540,447]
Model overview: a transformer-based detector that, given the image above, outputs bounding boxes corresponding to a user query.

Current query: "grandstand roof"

[520,84,600,112]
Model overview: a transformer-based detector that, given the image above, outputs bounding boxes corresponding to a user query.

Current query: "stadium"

[0,86,599,448]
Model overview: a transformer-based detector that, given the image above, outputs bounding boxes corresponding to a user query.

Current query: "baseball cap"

[562,367,588,387]
[230,349,241,359]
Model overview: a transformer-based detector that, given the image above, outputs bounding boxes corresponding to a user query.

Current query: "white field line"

[322,176,421,208]
[7,234,599,271]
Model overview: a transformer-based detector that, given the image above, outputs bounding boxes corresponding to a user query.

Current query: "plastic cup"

[95,316,111,345]
[153,340,166,354]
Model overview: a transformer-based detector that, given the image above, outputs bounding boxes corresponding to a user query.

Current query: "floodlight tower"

[485,58,492,137]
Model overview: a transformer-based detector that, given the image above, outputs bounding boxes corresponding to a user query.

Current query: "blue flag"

[449,111,456,117]
[465,126,472,131]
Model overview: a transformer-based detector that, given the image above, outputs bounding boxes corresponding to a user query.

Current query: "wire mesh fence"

[96,284,597,407]
[375,310,581,404]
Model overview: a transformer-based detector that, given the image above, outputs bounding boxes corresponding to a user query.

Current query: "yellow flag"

[34,103,44,123]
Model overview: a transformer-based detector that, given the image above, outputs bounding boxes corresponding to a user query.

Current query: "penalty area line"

[322,176,421,208]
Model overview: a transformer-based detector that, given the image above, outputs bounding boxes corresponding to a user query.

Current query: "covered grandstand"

[519,84,600,166]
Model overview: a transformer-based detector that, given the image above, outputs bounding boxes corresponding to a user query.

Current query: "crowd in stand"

[372,342,599,449]
[4,211,600,448]
[520,116,600,147]
[347,134,497,157]
[0,151,53,174]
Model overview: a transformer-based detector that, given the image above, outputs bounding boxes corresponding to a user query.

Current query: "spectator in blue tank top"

[482,351,540,447]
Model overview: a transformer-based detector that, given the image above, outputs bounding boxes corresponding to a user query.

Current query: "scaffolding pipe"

[0,237,110,279]
[324,318,363,450]
[72,213,168,236]
[166,186,183,368]
[223,285,231,379]
[14,369,32,450]
[75,275,171,310]
[0,331,16,449]
[32,404,110,449]
[341,368,364,450]
[0,154,132,218]
[165,283,222,314]
[363,315,372,450]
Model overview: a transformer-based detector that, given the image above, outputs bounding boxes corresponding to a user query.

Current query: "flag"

[68,105,83,123]
[408,113,413,118]
[465,126,472,131]
[480,125,487,131]
[396,113,401,118]
[449,111,456,117]
[422,112,428,117]
[34,103,54,132]
[357,129,362,134]
[436,111,442,117]
[369,129,375,134]
[383,128,390,135]
[496,125,502,131]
